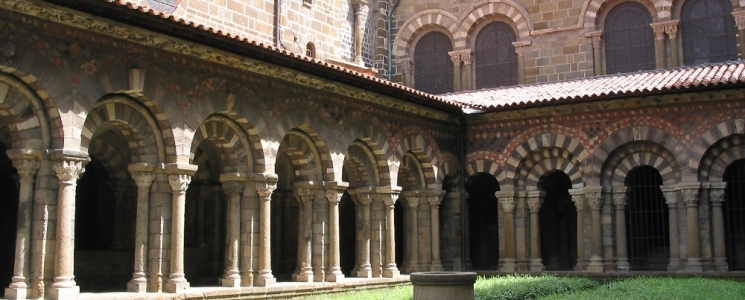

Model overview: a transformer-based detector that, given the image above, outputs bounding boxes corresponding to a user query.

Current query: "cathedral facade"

[0,0,744,299]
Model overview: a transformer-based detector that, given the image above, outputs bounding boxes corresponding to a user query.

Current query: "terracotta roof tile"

[444,61,745,111]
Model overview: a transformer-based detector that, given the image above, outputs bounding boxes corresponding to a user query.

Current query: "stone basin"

[410,272,478,300]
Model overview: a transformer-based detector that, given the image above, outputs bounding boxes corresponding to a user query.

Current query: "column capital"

[356,192,373,205]
[326,189,345,204]
[512,40,531,58]
[526,191,543,212]
[611,186,627,206]
[733,9,745,30]
[586,31,603,49]
[679,182,701,206]
[660,184,678,206]
[168,174,191,193]
[426,190,445,207]
[381,192,399,206]
[296,188,313,203]
[496,190,516,212]
[256,180,277,200]
[569,188,585,211]
[222,181,246,199]
[404,195,420,208]
[6,148,42,180]
[584,188,603,210]
[650,22,668,40]
[131,171,156,189]
[448,51,462,66]
[49,149,89,183]
[708,182,727,204]
[398,58,414,74]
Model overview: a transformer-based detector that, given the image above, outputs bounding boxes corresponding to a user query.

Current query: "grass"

[294,276,745,300]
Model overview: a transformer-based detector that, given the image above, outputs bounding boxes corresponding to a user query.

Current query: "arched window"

[604,2,655,74]
[475,22,518,89]
[306,42,316,59]
[681,0,737,65]
[414,32,453,94]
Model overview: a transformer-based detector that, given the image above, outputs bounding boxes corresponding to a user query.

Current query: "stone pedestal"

[411,272,477,300]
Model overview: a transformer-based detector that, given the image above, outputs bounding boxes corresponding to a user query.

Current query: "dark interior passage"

[625,166,669,271]
[539,171,577,271]
[0,143,20,290]
[465,173,500,270]
[724,159,745,270]
[339,192,356,276]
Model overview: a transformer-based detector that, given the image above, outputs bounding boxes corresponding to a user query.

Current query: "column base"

[221,278,241,287]
[667,259,680,272]
[148,273,162,293]
[500,259,517,272]
[714,258,729,272]
[529,259,545,272]
[163,281,189,293]
[47,285,80,300]
[127,280,148,293]
[616,260,630,272]
[240,272,255,287]
[326,273,345,282]
[255,276,276,287]
[429,262,444,271]
[383,269,400,278]
[4,287,31,299]
[587,256,604,273]
[313,273,326,282]
[295,273,314,282]
[356,269,372,278]
[684,258,703,272]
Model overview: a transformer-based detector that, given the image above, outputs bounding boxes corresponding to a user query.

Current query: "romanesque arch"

[504,132,589,189]
[394,133,441,187]
[692,119,745,181]
[458,0,533,47]
[0,70,55,150]
[581,0,667,30]
[393,10,459,58]
[190,114,254,174]
[602,141,680,186]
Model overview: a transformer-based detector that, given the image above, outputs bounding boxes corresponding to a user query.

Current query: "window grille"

[414,32,453,94]
[681,0,737,65]
[724,159,745,270]
[625,166,669,271]
[475,22,518,89]
[604,2,655,74]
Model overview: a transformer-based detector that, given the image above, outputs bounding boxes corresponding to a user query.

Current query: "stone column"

[733,10,745,60]
[461,52,473,91]
[164,167,195,293]
[585,187,604,273]
[220,173,246,287]
[587,31,602,76]
[381,191,400,278]
[296,188,314,282]
[404,194,420,273]
[255,178,278,286]
[651,22,667,69]
[708,182,728,271]
[448,51,462,92]
[569,189,585,271]
[661,185,680,271]
[127,164,155,293]
[4,150,40,299]
[356,193,373,277]
[428,191,445,271]
[326,188,346,282]
[496,191,516,272]
[664,22,679,67]
[680,182,702,272]
[49,151,89,300]
[352,0,369,66]
[401,58,414,87]
[612,187,629,271]
[526,191,544,272]
[513,41,530,84]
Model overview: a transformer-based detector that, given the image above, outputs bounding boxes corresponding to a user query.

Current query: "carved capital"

[681,188,700,206]
[500,197,515,213]
[514,45,526,58]
[168,174,191,193]
[663,190,678,206]
[428,194,443,207]
[585,192,602,210]
[709,188,725,204]
[12,158,40,182]
[652,25,666,40]
[461,52,472,65]
[131,172,156,189]
[401,59,414,74]
[296,188,313,203]
[381,193,399,206]
[665,25,678,39]
[406,196,420,208]
[612,192,626,207]
[222,181,245,199]
[54,160,85,184]
[255,180,277,200]
[450,53,462,66]
[326,189,344,204]
[734,11,745,30]
[357,193,373,205]
[527,197,542,212]
[571,193,585,211]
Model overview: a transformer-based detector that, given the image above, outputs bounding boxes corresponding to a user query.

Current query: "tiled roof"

[444,62,745,111]
[90,0,465,108]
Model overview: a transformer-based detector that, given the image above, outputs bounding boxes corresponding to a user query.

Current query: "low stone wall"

[410,272,477,300]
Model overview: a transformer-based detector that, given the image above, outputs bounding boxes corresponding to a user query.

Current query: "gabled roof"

[444,61,745,111]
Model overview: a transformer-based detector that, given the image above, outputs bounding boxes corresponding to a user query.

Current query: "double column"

[354,191,374,277]
[495,191,517,272]
[584,187,604,273]
[526,191,544,272]
[402,191,421,272]
[708,182,728,271]
[661,185,681,271]
[4,149,41,299]
[680,182,702,272]
[612,187,629,271]
[651,21,679,68]
[569,189,586,271]
[427,191,445,271]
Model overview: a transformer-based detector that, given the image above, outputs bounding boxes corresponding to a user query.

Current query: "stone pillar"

[164,165,196,293]
[612,187,629,271]
[461,52,473,91]
[352,0,369,66]
[326,188,346,282]
[587,31,603,76]
[515,192,529,271]
[220,173,246,287]
[513,41,530,84]
[448,51,462,92]
[428,191,445,271]
[356,193,373,277]
[4,150,40,299]
[401,58,414,87]
[651,22,667,69]
[127,164,155,293]
[664,22,679,67]
[526,191,544,272]
[569,189,585,271]
[255,177,278,286]
[585,187,604,273]
[496,191,516,272]
[680,182,702,272]
[49,150,89,300]
[381,191,401,278]
[296,188,314,282]
[733,10,745,60]
[661,185,680,272]
[404,193,421,273]
[708,182,728,271]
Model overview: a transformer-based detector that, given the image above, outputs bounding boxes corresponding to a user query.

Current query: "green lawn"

[297,275,745,300]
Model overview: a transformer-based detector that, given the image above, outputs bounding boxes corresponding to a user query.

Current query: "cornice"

[0,0,459,123]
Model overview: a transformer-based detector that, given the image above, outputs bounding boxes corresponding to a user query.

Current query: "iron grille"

[724,159,745,270]
[539,171,577,271]
[681,0,738,66]
[626,166,669,271]
[475,22,518,89]
[604,2,656,74]
[414,32,453,94]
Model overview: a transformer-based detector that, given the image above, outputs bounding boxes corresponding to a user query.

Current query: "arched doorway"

[539,171,576,271]
[625,166,669,271]
[0,142,20,289]
[724,159,745,270]
[273,150,299,281]
[394,199,404,269]
[465,173,500,270]
[339,191,356,276]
